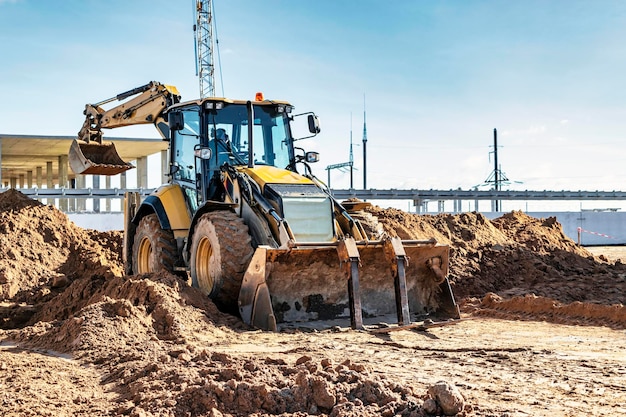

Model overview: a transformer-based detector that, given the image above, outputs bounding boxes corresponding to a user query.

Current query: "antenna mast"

[362,94,368,189]
[349,115,354,189]
[194,0,215,98]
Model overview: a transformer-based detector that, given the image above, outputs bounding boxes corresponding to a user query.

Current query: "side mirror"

[307,114,321,134]
[194,146,212,160]
[169,163,181,175]
[305,151,320,163]
[169,112,184,131]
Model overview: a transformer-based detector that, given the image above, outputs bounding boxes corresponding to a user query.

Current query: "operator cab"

[167,96,319,212]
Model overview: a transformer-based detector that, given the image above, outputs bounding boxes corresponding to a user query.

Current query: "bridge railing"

[3,187,626,214]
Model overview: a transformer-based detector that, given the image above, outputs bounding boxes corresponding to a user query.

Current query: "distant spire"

[362,94,368,143]
[350,112,354,188]
[349,112,354,164]
[362,93,367,189]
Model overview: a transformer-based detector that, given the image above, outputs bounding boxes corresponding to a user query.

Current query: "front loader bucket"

[239,237,460,331]
[69,139,134,175]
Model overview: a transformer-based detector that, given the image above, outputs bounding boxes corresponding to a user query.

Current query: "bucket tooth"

[383,237,411,325]
[336,237,363,330]
[438,276,461,319]
[238,247,277,331]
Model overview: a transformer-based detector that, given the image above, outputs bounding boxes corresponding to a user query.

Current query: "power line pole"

[493,128,499,211]
[349,113,354,189]
[194,0,215,98]
[494,128,499,192]
[483,128,508,211]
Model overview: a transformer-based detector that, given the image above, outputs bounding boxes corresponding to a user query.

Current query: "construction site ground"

[0,189,624,417]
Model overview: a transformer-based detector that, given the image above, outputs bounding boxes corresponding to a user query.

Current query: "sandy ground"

[2,314,624,416]
[586,245,626,262]
[0,190,625,416]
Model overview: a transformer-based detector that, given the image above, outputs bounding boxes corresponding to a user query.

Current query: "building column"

[19,174,25,188]
[58,155,69,212]
[58,155,68,187]
[413,199,420,214]
[438,200,445,213]
[105,175,111,212]
[93,175,100,213]
[36,166,43,188]
[120,171,127,189]
[10,178,17,188]
[69,178,76,212]
[76,175,86,212]
[46,162,53,188]
[137,157,148,189]
[46,161,54,205]
[27,171,33,188]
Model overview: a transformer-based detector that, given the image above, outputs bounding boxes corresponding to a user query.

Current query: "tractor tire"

[132,213,178,275]
[189,211,254,312]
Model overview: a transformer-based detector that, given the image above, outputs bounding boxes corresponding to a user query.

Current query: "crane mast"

[194,0,215,98]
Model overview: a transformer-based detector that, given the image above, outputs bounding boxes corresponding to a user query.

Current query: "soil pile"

[0,189,123,328]
[1,190,625,416]
[6,272,441,416]
[369,206,626,328]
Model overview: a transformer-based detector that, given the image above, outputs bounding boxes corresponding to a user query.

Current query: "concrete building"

[0,133,168,211]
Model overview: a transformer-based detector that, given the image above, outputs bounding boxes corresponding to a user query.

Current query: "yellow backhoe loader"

[69,82,460,331]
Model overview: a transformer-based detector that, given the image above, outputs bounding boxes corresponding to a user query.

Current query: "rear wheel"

[190,211,254,312]
[132,213,178,274]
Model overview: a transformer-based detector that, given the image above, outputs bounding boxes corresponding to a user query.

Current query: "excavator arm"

[69,81,180,176]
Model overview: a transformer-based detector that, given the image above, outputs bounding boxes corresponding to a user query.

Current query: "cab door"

[171,107,202,213]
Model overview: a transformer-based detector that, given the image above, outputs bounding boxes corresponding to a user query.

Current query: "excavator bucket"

[69,139,134,176]
[239,237,460,331]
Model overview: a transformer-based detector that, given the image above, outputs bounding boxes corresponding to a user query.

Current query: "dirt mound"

[0,189,123,327]
[467,293,626,328]
[3,269,440,416]
[0,188,43,211]
[369,206,626,328]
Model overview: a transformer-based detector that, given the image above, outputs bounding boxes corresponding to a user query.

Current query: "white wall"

[68,212,124,231]
[482,211,626,246]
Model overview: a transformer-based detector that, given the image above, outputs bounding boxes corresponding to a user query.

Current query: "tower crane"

[193,0,221,98]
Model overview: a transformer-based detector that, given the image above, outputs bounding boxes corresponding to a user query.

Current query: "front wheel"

[189,211,254,312]
[132,213,178,274]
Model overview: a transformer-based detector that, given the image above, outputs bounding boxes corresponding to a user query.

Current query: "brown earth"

[0,189,624,416]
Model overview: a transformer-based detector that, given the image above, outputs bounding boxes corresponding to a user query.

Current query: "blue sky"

[2,0,626,210]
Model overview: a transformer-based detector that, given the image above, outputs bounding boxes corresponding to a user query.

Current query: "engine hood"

[239,165,312,189]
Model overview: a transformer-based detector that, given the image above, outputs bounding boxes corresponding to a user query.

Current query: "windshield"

[204,103,293,169]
